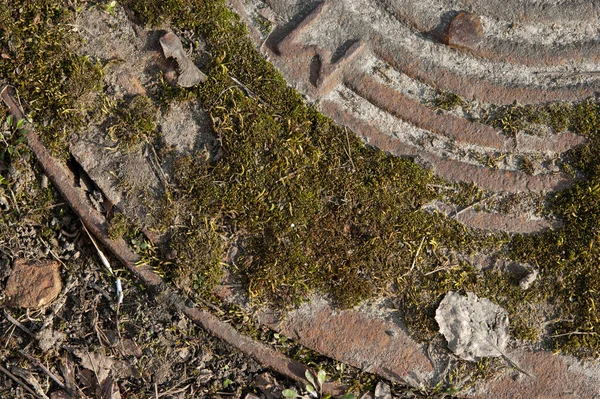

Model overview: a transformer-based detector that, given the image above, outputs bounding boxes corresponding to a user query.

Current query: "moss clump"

[519,156,535,175]
[434,91,465,111]
[0,0,103,158]
[108,212,129,239]
[108,95,157,149]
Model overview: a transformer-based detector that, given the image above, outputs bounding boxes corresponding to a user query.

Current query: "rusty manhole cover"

[228,0,600,396]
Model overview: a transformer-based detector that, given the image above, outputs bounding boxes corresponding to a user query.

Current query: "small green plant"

[434,91,465,111]
[282,369,333,399]
[104,0,118,14]
[1,115,28,162]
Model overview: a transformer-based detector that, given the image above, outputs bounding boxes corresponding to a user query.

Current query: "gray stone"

[160,32,207,87]
[435,291,509,361]
[374,382,391,399]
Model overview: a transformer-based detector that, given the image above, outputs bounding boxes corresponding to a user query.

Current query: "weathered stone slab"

[257,298,436,387]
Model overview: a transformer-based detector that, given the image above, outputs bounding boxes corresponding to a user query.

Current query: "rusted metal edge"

[0,84,347,396]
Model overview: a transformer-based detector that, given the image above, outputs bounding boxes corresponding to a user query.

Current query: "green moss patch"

[123,0,501,312]
[7,0,600,359]
[0,0,103,158]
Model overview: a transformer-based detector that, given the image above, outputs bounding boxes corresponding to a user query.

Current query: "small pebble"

[519,269,539,290]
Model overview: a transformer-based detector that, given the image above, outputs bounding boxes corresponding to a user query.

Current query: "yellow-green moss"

[0,0,103,158]
[8,0,600,359]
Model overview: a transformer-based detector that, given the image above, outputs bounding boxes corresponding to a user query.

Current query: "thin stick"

[26,202,66,215]
[147,142,170,191]
[3,310,35,337]
[20,351,66,390]
[0,364,42,398]
[157,384,190,398]
[549,331,598,338]
[38,237,68,269]
[229,76,270,108]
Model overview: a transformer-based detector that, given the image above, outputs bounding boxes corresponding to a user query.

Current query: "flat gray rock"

[435,291,509,361]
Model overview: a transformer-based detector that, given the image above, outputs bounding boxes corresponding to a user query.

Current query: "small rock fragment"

[435,291,509,361]
[374,382,391,399]
[37,328,66,352]
[244,394,261,399]
[360,393,374,399]
[4,259,62,308]
[160,31,207,87]
[121,339,143,358]
[519,268,539,290]
[446,12,483,50]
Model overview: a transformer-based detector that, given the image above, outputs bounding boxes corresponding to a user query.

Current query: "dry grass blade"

[82,223,114,276]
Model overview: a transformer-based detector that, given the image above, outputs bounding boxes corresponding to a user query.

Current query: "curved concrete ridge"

[462,0,600,24]
[379,0,600,67]
[320,100,573,194]
[346,70,588,155]
[375,43,597,105]
[344,71,509,151]
[379,0,600,27]
[265,0,600,105]
[424,200,558,234]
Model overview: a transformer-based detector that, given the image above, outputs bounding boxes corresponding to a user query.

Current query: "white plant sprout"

[82,223,125,346]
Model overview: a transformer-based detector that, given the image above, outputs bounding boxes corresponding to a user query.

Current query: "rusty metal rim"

[0,84,347,396]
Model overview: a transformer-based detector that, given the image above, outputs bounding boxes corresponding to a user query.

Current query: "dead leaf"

[99,375,121,399]
[75,350,114,386]
[159,31,207,87]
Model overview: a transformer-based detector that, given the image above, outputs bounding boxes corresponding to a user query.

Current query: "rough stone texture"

[160,101,218,157]
[446,12,483,50]
[381,0,600,67]
[375,45,597,106]
[374,382,392,399]
[424,200,557,234]
[320,100,573,194]
[74,8,173,100]
[71,7,216,241]
[435,291,509,361]
[345,71,507,150]
[466,350,600,399]
[258,298,436,387]
[4,259,62,308]
[233,0,594,253]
